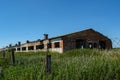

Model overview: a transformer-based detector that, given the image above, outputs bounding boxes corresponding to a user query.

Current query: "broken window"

[40,44,44,49]
[28,46,34,50]
[36,44,44,49]
[54,42,60,48]
[17,48,20,51]
[22,47,26,51]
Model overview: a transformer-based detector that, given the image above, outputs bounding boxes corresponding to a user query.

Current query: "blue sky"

[0,0,120,48]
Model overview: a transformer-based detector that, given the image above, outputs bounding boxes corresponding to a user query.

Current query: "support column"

[20,47,22,52]
[34,45,36,51]
[60,40,64,53]
[26,46,28,52]
[16,48,17,52]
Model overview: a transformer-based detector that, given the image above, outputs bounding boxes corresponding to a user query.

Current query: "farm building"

[13,29,112,53]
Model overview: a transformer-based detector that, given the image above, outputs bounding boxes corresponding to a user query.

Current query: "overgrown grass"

[0,49,120,80]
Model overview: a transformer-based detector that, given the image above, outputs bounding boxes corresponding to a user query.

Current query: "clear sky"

[0,0,120,48]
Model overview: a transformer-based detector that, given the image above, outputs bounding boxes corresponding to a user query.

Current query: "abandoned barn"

[13,29,112,53]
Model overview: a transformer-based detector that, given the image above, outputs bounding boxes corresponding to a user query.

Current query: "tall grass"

[0,49,120,80]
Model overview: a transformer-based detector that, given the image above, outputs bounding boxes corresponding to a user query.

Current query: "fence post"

[46,55,51,73]
[44,34,51,73]
[11,48,15,66]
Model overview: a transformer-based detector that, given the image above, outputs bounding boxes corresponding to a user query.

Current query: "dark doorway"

[93,43,97,48]
[76,39,86,48]
[88,42,93,48]
[99,41,106,49]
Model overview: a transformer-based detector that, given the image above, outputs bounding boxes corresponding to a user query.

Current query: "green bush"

[0,58,8,68]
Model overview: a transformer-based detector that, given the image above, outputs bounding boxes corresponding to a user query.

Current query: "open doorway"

[99,41,106,49]
[76,39,86,49]
[93,43,97,48]
[88,42,93,48]
[87,41,98,49]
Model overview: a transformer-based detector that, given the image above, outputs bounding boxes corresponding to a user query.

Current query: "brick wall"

[62,29,112,52]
